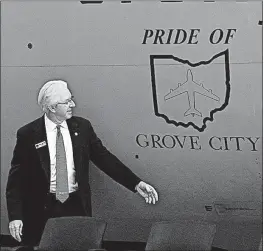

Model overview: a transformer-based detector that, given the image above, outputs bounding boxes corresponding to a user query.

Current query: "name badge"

[35,141,47,149]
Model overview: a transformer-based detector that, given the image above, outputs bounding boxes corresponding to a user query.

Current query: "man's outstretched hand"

[136,181,159,204]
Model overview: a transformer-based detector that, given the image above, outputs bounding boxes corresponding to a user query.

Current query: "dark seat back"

[145,220,216,251]
[38,217,107,251]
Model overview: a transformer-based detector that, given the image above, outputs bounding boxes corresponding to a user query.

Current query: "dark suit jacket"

[6,115,141,227]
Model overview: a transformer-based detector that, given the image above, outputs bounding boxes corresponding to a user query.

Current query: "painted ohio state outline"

[150,49,230,132]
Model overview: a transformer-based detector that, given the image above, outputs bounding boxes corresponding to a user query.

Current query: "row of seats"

[35,216,217,251]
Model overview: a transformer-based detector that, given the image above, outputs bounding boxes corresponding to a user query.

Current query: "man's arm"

[88,122,141,192]
[87,122,158,204]
[6,129,27,241]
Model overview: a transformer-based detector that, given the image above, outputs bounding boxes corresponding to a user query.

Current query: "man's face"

[52,87,76,121]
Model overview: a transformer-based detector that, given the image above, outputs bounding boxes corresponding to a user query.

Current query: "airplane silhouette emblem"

[164,69,220,117]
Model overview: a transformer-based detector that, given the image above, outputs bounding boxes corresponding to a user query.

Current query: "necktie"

[55,125,69,203]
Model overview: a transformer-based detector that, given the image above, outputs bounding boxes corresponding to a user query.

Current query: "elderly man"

[6,80,158,245]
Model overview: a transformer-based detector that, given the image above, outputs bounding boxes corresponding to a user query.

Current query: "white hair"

[37,80,68,113]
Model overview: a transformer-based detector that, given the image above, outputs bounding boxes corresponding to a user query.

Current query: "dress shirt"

[44,114,78,193]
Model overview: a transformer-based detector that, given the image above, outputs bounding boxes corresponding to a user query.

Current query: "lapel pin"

[35,141,47,149]
[74,132,78,136]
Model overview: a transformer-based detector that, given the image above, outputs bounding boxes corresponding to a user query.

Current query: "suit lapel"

[33,116,83,182]
[67,117,83,182]
[33,116,50,181]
